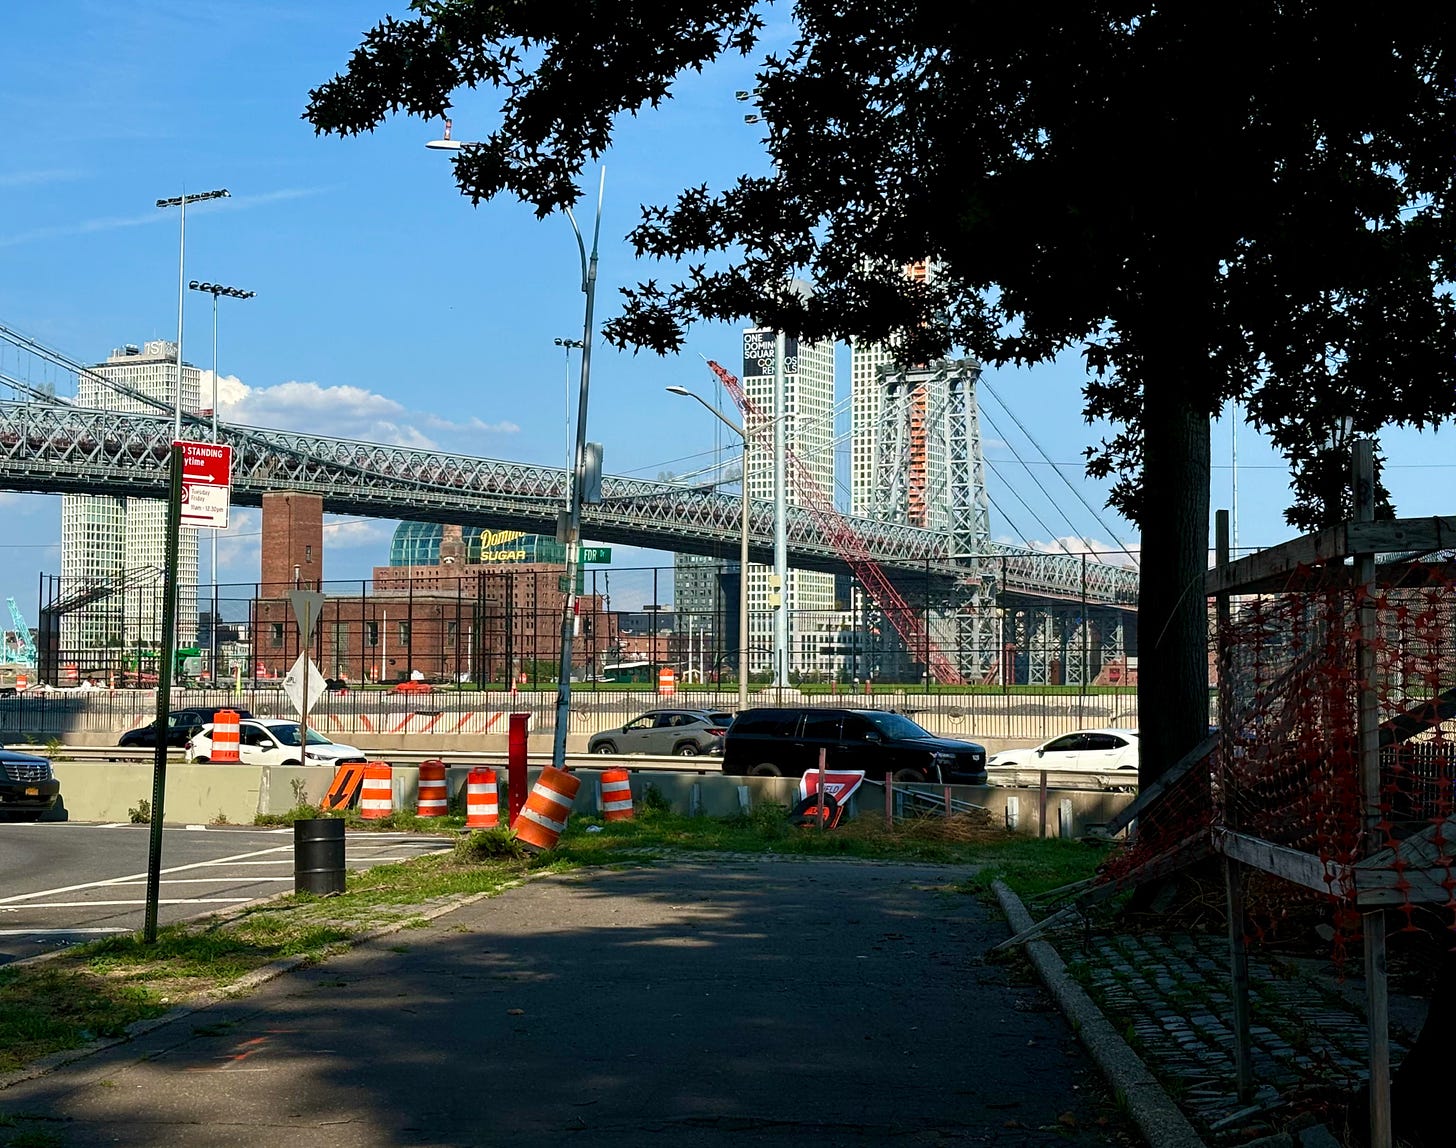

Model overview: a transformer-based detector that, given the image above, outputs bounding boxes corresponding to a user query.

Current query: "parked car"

[588,708,735,756]
[0,744,60,819]
[986,729,1139,788]
[186,718,367,766]
[118,706,255,748]
[721,707,988,784]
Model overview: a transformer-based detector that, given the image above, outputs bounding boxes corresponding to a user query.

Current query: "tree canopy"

[308,2,1456,780]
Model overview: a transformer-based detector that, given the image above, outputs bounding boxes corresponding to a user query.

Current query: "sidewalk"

[999,894,1428,1147]
[0,857,1136,1147]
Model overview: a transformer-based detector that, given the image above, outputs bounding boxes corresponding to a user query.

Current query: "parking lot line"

[0,845,293,907]
[23,899,255,908]
[0,928,129,936]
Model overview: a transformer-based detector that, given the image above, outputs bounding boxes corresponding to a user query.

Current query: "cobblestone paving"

[1065,932,1402,1142]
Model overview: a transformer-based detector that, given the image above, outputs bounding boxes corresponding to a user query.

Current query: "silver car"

[588,709,734,756]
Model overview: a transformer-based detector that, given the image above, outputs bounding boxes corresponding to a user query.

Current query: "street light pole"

[666,385,750,713]
[550,170,607,771]
[188,280,254,683]
[156,189,230,441]
[425,126,606,768]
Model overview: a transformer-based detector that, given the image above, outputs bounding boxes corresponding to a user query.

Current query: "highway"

[0,822,453,964]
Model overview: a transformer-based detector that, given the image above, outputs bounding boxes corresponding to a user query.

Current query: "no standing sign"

[176,440,232,529]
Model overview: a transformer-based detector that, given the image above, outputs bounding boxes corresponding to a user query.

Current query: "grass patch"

[253,804,467,832]
[0,802,1117,1077]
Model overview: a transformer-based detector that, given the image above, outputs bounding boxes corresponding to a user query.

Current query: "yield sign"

[799,770,866,806]
[288,590,325,643]
[176,440,232,529]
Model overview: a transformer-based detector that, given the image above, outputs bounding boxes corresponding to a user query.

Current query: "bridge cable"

[979,377,1140,568]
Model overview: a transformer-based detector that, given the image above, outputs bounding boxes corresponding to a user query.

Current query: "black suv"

[118,706,255,748]
[0,745,60,818]
[721,707,987,784]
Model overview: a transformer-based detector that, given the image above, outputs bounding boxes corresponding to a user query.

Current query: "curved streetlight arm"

[666,384,752,713]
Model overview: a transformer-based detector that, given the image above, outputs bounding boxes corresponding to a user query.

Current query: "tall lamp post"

[428,127,605,770]
[554,337,584,472]
[156,189,230,440]
[188,280,254,683]
[667,386,751,713]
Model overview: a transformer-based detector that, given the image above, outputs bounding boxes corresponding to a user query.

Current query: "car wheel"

[749,763,783,777]
[592,741,617,755]
[893,767,927,783]
[283,758,301,766]
[192,756,210,764]
[674,743,700,757]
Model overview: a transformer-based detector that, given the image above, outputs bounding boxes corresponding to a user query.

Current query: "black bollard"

[294,818,346,895]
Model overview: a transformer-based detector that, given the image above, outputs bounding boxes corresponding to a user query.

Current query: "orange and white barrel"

[15,674,27,691]
[360,762,393,820]
[465,768,500,828]
[210,709,242,763]
[416,759,448,818]
[600,768,634,822]
[515,766,581,852]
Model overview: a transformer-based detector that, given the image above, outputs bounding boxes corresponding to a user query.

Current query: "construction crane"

[705,360,964,685]
[5,598,37,666]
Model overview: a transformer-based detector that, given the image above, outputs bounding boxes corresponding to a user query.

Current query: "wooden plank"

[1105,733,1218,836]
[1229,557,1456,596]
[1204,516,1456,596]
[1212,829,1347,896]
[1379,686,1456,748]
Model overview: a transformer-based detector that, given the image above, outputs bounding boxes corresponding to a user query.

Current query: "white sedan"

[186,718,368,766]
[986,729,1139,789]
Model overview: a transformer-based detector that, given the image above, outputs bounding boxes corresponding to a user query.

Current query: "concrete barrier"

[44,759,1135,837]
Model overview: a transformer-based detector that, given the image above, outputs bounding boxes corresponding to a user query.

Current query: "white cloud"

[210,373,518,450]
[323,517,397,550]
[1003,534,1141,568]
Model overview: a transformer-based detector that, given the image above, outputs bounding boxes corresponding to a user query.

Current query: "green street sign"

[581,547,612,563]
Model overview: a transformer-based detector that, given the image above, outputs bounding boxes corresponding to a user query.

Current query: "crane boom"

[5,597,38,666]
[704,360,963,685]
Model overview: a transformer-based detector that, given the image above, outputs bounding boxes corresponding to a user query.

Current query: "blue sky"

[1,2,1452,625]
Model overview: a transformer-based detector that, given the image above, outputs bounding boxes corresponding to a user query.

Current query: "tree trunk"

[1136,379,1212,793]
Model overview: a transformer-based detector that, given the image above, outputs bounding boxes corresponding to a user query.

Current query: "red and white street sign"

[176,440,232,529]
[799,769,866,806]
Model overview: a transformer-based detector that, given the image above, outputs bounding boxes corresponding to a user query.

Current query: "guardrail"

[45,746,1137,791]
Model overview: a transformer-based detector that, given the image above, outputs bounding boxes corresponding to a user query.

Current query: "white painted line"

[0,927,129,936]
[100,878,294,886]
[184,824,208,831]
[0,844,293,907]
[20,899,255,907]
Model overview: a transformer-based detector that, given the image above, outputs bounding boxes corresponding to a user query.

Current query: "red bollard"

[508,712,529,826]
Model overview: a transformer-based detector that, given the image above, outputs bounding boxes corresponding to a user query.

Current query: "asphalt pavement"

[0,857,1134,1147]
[0,823,453,963]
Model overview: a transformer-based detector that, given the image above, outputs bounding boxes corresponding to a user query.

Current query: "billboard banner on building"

[742,331,799,378]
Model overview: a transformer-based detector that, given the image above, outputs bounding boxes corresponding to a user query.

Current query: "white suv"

[187,718,368,766]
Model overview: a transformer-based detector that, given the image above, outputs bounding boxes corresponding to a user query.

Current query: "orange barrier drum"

[360,762,393,820]
[465,769,500,828]
[514,766,581,852]
[210,710,242,763]
[416,759,448,817]
[599,769,634,822]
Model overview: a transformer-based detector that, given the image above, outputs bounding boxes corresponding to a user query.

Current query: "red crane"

[704,360,963,685]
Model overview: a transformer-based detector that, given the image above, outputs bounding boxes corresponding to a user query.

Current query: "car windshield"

[267,724,334,747]
[861,712,933,739]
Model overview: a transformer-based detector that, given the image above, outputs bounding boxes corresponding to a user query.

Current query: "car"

[119,706,254,748]
[186,718,368,766]
[985,729,1139,787]
[721,707,988,784]
[588,708,736,757]
[0,744,60,819]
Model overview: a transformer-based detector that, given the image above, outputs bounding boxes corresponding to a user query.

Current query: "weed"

[128,799,150,825]
[455,827,527,862]
[44,736,62,759]
[638,784,673,816]
[210,810,230,827]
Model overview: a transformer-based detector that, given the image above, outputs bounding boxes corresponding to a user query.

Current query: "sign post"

[287,590,325,755]
[144,444,185,943]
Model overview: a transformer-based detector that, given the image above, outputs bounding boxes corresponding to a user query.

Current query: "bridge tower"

[866,358,993,679]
